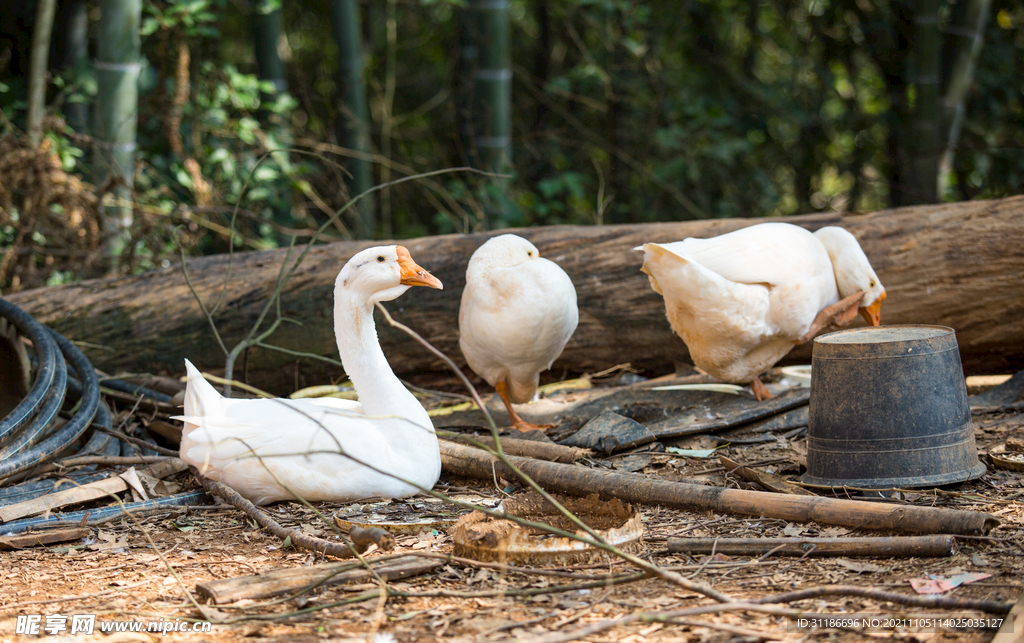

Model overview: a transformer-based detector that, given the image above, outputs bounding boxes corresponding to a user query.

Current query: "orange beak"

[396,246,443,290]
[859,290,886,326]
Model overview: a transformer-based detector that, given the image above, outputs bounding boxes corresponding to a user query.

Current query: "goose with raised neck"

[176,245,443,505]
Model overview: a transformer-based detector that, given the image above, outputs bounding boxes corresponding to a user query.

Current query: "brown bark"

[8,197,1024,393]
[439,441,999,536]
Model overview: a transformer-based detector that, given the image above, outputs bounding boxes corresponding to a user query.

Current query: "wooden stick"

[195,554,442,604]
[440,436,591,463]
[439,442,998,536]
[720,456,818,496]
[0,527,90,550]
[666,535,956,558]
[193,470,391,559]
[98,387,178,413]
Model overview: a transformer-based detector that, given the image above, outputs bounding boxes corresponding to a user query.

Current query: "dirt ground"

[0,396,1021,643]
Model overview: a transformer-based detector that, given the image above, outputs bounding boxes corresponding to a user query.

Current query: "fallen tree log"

[8,196,1024,392]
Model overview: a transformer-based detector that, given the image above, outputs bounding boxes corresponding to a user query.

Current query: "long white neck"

[333,290,424,421]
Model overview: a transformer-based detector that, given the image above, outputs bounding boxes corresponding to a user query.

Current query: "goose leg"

[750,376,774,401]
[495,381,553,432]
[794,290,867,345]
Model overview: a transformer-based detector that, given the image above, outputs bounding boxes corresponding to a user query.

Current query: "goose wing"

[660,223,830,289]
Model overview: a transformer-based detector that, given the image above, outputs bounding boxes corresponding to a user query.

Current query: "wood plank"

[0,527,90,549]
[0,476,127,522]
[0,458,188,522]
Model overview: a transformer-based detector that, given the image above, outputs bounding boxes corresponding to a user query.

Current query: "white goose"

[176,246,443,505]
[459,234,579,431]
[637,223,886,400]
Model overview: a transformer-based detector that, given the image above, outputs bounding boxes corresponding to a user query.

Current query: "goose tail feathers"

[180,359,222,440]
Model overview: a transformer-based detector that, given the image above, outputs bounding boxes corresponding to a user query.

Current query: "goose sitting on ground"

[636,223,886,400]
[459,234,579,432]
[176,246,443,505]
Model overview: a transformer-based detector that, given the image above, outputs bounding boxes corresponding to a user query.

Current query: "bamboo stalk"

[938,0,993,195]
[910,0,942,203]
[331,0,375,236]
[469,0,511,175]
[26,0,58,148]
[95,0,141,261]
[439,442,998,536]
[667,535,957,558]
[195,554,441,604]
[252,0,296,235]
[57,0,91,137]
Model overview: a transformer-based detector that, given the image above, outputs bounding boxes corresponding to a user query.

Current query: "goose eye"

[870,280,876,288]
[527,251,534,257]
[377,255,385,263]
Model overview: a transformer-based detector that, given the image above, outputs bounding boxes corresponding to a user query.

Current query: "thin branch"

[193,472,371,559]
[373,303,733,602]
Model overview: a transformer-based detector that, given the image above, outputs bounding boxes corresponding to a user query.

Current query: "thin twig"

[374,303,734,603]
[1,581,152,610]
[96,429,179,457]
[193,471,370,559]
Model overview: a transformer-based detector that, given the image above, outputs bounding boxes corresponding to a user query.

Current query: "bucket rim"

[812,324,959,359]
[799,462,987,489]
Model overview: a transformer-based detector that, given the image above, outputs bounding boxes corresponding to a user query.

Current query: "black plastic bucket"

[802,325,986,489]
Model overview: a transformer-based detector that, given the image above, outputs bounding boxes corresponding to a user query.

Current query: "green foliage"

[141,0,220,37]
[1,0,1022,289]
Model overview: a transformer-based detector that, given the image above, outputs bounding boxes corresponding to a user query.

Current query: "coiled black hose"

[0,326,102,477]
[0,298,60,443]
[0,298,206,520]
[0,299,107,478]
